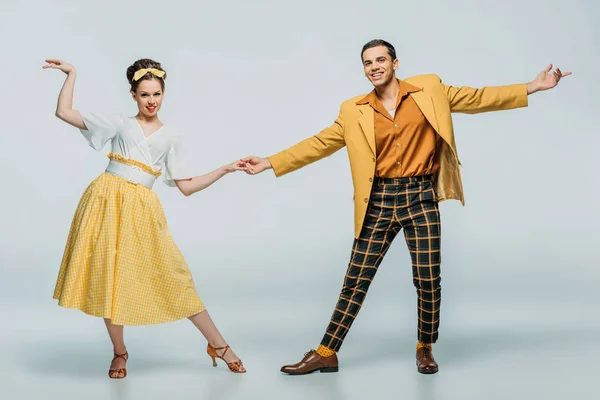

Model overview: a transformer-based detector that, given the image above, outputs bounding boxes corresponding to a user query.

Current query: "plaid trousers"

[321,175,442,351]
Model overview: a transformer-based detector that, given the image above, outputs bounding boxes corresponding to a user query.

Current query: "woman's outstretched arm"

[44,59,85,129]
[175,160,248,196]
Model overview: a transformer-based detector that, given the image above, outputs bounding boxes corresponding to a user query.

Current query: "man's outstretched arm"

[243,109,346,176]
[443,64,571,114]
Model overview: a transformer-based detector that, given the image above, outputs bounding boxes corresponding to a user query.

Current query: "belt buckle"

[126,166,141,185]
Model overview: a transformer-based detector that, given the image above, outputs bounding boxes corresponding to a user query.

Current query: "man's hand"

[527,64,572,94]
[241,156,272,175]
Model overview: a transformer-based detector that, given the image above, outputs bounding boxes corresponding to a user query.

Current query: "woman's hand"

[223,159,250,173]
[43,59,76,75]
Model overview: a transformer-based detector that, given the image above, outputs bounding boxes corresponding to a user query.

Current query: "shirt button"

[397,161,401,165]
[364,198,369,203]
[396,143,400,147]
[394,124,398,127]
[369,177,373,182]
[372,158,376,162]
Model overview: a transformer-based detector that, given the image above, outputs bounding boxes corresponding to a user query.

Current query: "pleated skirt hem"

[53,296,206,326]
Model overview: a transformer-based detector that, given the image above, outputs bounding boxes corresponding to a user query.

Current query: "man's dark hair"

[361,39,397,62]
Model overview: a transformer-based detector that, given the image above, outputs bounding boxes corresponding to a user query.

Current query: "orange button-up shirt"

[357,80,440,178]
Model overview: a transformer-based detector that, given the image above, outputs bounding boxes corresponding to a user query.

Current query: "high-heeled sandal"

[108,351,128,379]
[207,344,246,373]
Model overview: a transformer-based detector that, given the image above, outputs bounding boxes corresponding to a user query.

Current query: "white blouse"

[79,111,192,187]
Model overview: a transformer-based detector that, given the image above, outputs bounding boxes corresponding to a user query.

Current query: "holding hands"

[238,156,271,175]
[224,159,253,174]
[226,156,270,175]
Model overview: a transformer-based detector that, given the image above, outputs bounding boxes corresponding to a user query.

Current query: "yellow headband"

[133,68,166,82]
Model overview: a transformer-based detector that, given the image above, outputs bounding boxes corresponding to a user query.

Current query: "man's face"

[362,45,398,88]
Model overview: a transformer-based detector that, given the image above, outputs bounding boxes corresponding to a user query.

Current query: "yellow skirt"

[53,172,205,325]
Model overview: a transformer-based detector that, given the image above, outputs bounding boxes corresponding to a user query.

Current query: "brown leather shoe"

[416,345,439,374]
[281,350,339,375]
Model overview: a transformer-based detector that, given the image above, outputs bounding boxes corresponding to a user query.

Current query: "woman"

[45,58,247,377]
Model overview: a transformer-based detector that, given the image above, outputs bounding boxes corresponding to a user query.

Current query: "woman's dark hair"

[126,58,166,92]
[361,39,397,62]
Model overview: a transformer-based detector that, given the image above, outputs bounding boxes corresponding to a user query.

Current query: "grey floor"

[1,258,598,400]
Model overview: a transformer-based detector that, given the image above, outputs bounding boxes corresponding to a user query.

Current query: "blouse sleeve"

[163,135,194,187]
[79,111,123,151]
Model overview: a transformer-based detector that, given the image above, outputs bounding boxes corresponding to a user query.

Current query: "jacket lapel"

[358,105,376,155]
[409,90,440,135]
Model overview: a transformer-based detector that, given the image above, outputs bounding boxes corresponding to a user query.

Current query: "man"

[243,39,570,374]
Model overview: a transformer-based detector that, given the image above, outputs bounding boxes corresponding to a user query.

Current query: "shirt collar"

[356,79,422,106]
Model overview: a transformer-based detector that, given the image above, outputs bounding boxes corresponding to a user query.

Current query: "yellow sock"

[417,342,432,351]
[316,345,336,357]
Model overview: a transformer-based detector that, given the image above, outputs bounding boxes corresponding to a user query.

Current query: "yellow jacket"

[268,74,529,238]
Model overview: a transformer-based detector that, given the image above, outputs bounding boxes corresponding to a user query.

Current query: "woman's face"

[131,78,164,118]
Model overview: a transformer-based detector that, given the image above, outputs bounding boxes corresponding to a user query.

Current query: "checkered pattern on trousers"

[321,175,441,351]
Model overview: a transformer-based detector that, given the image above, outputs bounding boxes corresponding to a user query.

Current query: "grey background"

[1,0,598,399]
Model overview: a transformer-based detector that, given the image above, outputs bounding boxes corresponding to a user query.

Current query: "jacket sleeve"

[441,80,528,114]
